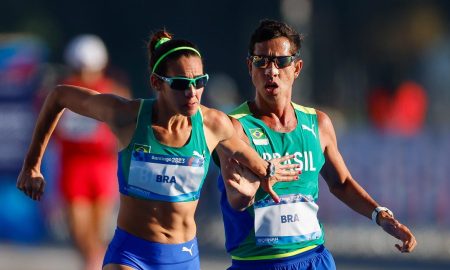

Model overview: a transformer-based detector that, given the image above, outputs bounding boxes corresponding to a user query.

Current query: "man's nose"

[265,61,279,77]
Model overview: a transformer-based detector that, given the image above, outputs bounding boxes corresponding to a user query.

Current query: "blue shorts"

[228,245,336,270]
[103,227,200,270]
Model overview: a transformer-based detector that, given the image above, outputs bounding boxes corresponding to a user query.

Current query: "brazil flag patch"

[249,128,269,145]
[133,143,151,153]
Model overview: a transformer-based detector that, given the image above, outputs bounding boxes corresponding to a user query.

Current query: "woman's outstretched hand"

[17,168,46,201]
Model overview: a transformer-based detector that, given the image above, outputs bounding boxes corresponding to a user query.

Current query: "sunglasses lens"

[276,56,294,68]
[169,79,190,91]
[251,56,296,68]
[168,76,208,91]
[194,76,208,89]
[252,56,267,68]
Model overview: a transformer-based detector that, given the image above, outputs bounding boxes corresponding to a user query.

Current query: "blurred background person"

[367,80,428,136]
[54,34,130,270]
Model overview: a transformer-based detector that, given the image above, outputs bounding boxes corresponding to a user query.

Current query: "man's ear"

[247,59,253,76]
[294,59,303,78]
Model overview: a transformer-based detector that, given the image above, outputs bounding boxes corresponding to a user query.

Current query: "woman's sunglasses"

[153,73,209,91]
[248,55,299,69]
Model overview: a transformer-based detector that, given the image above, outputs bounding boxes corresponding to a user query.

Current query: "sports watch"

[371,206,394,225]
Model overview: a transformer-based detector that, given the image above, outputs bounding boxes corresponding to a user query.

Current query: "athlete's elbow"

[45,85,67,111]
[327,177,351,196]
[54,84,69,96]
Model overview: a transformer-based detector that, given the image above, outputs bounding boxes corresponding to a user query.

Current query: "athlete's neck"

[250,99,297,132]
[152,100,190,132]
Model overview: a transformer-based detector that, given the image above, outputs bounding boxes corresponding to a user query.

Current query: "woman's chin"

[180,103,198,116]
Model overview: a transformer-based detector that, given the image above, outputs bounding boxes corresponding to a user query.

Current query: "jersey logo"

[262,151,317,172]
[182,243,195,256]
[301,124,316,138]
[133,143,151,153]
[192,150,204,158]
[249,128,269,145]
[190,150,205,167]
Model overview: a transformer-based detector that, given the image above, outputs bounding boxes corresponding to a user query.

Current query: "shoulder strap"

[292,102,316,115]
[229,102,251,119]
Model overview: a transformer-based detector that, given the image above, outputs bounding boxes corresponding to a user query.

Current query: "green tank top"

[225,101,325,259]
[117,99,211,202]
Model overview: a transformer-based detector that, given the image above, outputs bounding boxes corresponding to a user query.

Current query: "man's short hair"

[248,19,303,56]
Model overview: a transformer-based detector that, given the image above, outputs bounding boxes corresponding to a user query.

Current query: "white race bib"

[254,194,322,246]
[128,151,205,197]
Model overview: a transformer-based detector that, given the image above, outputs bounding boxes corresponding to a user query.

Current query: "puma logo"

[192,151,204,159]
[182,243,195,256]
[302,124,316,138]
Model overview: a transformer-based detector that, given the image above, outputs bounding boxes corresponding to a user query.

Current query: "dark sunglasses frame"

[153,73,209,91]
[248,54,300,69]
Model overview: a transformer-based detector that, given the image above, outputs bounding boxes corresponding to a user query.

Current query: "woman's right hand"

[261,155,301,203]
[223,155,301,209]
[16,168,46,201]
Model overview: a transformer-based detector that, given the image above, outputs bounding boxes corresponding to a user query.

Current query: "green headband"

[152,46,202,73]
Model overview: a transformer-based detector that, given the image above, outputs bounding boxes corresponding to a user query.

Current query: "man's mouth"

[265,81,279,92]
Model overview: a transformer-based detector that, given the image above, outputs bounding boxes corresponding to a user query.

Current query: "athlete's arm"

[215,118,260,210]
[318,110,417,253]
[203,107,299,207]
[17,85,136,201]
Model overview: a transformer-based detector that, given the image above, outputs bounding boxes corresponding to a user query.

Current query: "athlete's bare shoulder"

[200,105,231,131]
[316,109,332,130]
[316,109,337,150]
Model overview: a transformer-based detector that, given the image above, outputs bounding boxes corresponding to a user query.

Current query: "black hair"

[248,19,303,56]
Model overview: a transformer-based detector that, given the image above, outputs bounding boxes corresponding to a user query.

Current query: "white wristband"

[371,206,393,225]
[266,161,276,178]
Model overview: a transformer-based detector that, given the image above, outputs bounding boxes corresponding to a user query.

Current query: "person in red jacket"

[56,34,129,270]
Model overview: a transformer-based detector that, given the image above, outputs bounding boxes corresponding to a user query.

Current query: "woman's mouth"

[185,101,197,108]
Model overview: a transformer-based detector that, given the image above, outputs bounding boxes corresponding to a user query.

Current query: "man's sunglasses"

[248,55,299,69]
[153,73,209,91]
